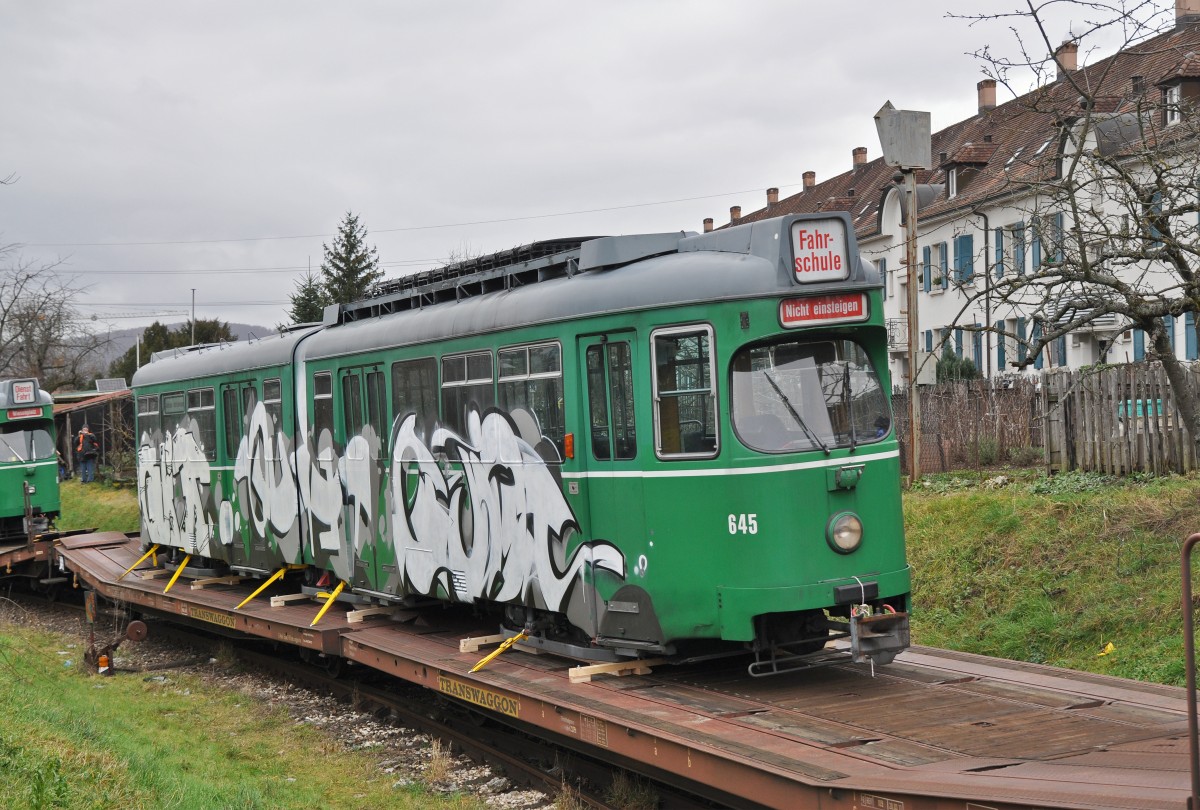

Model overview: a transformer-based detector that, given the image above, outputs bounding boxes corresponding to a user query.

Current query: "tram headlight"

[826,512,863,554]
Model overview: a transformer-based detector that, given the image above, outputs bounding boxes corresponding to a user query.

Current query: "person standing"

[77,425,100,483]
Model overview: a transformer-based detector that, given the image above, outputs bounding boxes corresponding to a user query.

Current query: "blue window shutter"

[1014,224,1026,276]
[922,246,931,292]
[1031,216,1042,272]
[959,234,974,282]
[1134,329,1145,361]
[994,227,1004,278]
[1017,317,1028,362]
[1188,313,1197,360]
[1165,315,1176,351]
[1031,321,1044,370]
[925,329,932,353]
[1056,334,1067,366]
[955,328,963,357]
[879,258,887,299]
[1053,212,1065,262]
[996,321,1006,367]
[940,242,949,290]
[973,324,983,368]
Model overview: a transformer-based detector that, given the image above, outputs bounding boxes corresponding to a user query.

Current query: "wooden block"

[346,606,399,624]
[568,658,668,684]
[190,575,242,590]
[269,592,314,607]
[459,633,507,653]
[138,569,171,580]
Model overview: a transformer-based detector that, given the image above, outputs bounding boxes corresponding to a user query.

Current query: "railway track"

[57,533,1200,810]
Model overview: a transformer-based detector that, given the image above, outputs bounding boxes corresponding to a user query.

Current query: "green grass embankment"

[906,470,1199,685]
[57,478,140,533]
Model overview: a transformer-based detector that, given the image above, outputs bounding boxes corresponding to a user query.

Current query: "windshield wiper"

[763,372,830,455]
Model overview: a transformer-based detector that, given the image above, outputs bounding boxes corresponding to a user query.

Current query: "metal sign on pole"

[874,102,932,485]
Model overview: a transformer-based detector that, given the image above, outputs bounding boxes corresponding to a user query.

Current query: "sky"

[0,1,1151,333]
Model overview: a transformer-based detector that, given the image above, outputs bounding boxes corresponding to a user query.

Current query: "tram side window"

[263,378,282,431]
[161,392,185,437]
[391,358,437,427]
[366,370,386,444]
[222,387,241,458]
[341,373,364,438]
[441,352,494,436]
[586,342,637,461]
[136,394,160,439]
[313,372,334,443]
[652,327,718,458]
[187,387,216,460]
[498,343,564,455]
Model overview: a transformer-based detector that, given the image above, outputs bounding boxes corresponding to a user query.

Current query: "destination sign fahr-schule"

[779,292,869,328]
[791,219,850,282]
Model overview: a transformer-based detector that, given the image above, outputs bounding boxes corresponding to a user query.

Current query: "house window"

[1144,189,1165,249]
[1166,84,1182,125]
[1010,223,1026,275]
[877,258,887,300]
[922,246,932,293]
[947,168,958,198]
[993,227,1004,279]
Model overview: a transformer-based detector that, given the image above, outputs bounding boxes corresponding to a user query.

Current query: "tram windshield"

[0,420,55,463]
[731,338,890,453]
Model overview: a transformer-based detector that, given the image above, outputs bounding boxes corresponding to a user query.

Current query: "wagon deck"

[57,533,1194,810]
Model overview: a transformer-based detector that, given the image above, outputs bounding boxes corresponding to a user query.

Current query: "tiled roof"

[726,22,1200,238]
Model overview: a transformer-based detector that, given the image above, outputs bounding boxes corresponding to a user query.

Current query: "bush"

[977,436,999,465]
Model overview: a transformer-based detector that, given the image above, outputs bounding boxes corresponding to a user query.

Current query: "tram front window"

[731,338,889,453]
[0,421,55,463]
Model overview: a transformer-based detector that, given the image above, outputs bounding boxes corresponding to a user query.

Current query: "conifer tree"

[285,270,328,325]
[320,211,382,305]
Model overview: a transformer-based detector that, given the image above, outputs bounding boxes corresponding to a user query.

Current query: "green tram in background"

[0,378,62,550]
[132,213,910,674]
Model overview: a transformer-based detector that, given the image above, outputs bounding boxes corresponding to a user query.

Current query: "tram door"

[219,381,265,570]
[576,334,646,632]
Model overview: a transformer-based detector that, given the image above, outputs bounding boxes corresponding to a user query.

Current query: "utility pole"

[875,102,932,485]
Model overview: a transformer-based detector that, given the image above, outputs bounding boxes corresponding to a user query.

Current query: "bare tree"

[0,246,107,390]
[949,1,1200,448]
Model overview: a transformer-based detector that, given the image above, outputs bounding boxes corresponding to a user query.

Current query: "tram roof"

[133,214,879,383]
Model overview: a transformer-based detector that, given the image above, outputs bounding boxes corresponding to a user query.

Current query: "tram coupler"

[849,609,910,666]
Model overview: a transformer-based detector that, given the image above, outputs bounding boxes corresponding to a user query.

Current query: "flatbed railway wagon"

[133,213,910,673]
[0,378,64,582]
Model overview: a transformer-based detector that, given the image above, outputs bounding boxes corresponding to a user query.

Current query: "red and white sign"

[7,407,42,420]
[779,292,869,328]
[791,219,850,282]
[10,379,36,405]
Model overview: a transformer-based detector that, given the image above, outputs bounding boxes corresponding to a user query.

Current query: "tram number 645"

[728,514,758,535]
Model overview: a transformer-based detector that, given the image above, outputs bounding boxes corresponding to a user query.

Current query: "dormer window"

[947,168,958,198]
[1166,83,1182,125]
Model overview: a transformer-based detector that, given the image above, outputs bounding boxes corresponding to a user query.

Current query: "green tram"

[132,213,910,673]
[0,379,61,547]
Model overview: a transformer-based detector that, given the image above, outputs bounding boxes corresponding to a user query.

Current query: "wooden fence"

[1042,363,1200,475]
[893,377,1043,473]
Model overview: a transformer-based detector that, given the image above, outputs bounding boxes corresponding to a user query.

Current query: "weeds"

[424,738,453,784]
[606,770,659,810]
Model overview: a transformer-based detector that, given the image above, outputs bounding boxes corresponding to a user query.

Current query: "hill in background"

[93,322,274,383]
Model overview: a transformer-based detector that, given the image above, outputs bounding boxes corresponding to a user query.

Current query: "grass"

[906,469,1199,684]
[57,478,140,533]
[0,623,484,810]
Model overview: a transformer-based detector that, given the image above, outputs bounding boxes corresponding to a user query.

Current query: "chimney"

[1179,0,1200,27]
[703,217,713,233]
[766,187,779,207]
[852,146,868,167]
[730,205,741,221]
[978,79,997,113]
[1055,39,1078,79]
[802,171,816,190]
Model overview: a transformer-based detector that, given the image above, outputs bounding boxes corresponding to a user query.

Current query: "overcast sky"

[0,1,1140,333]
